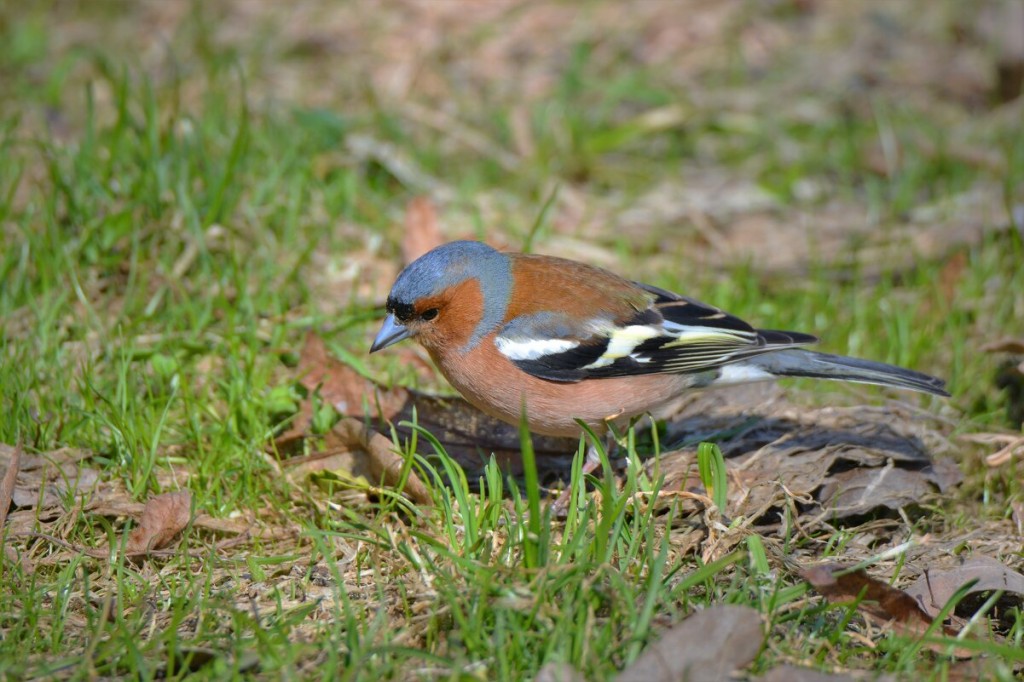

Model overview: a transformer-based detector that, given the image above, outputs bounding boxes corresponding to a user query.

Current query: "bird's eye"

[421,308,439,321]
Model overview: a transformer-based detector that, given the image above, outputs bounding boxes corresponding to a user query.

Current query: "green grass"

[2,2,1023,680]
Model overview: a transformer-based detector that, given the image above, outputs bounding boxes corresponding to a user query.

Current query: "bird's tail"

[748,349,950,397]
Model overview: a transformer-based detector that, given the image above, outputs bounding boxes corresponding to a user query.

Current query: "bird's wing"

[494,282,817,383]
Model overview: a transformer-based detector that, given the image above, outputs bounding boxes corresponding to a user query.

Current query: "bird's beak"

[369,314,411,353]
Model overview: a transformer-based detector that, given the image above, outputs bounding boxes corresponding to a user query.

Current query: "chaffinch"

[370,241,948,466]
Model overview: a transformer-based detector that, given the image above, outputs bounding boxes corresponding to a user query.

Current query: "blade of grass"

[697,441,728,511]
[519,404,544,569]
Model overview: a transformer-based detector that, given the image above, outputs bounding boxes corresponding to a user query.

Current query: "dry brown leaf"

[330,417,431,505]
[89,495,249,537]
[12,468,100,509]
[298,332,408,420]
[4,544,34,574]
[800,564,936,631]
[275,332,409,452]
[283,449,362,480]
[86,496,146,521]
[124,490,192,555]
[614,605,763,682]
[799,563,971,655]
[663,404,961,524]
[0,442,20,532]
[402,196,445,265]
[3,506,61,538]
[817,466,940,517]
[0,445,92,470]
[0,444,99,510]
[905,556,1024,620]
[981,339,1024,354]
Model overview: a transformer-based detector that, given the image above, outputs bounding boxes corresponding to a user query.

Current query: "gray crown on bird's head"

[387,240,506,307]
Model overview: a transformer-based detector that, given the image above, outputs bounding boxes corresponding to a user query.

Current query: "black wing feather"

[501,282,818,383]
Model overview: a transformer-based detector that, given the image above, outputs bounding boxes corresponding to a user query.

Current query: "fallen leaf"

[275,333,410,452]
[298,332,408,420]
[86,496,146,519]
[329,417,431,505]
[615,605,763,682]
[2,506,62,538]
[669,412,962,524]
[402,196,445,265]
[800,564,934,630]
[905,556,1024,623]
[4,544,34,575]
[0,444,99,510]
[189,514,253,536]
[124,490,192,555]
[3,445,91,470]
[283,449,362,480]
[11,468,100,509]
[87,493,252,536]
[817,466,938,517]
[799,563,971,656]
[0,442,20,532]
[981,338,1024,355]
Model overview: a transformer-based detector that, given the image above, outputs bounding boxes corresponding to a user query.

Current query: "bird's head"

[370,241,513,354]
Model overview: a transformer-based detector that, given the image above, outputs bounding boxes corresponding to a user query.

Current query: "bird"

[370,240,949,499]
